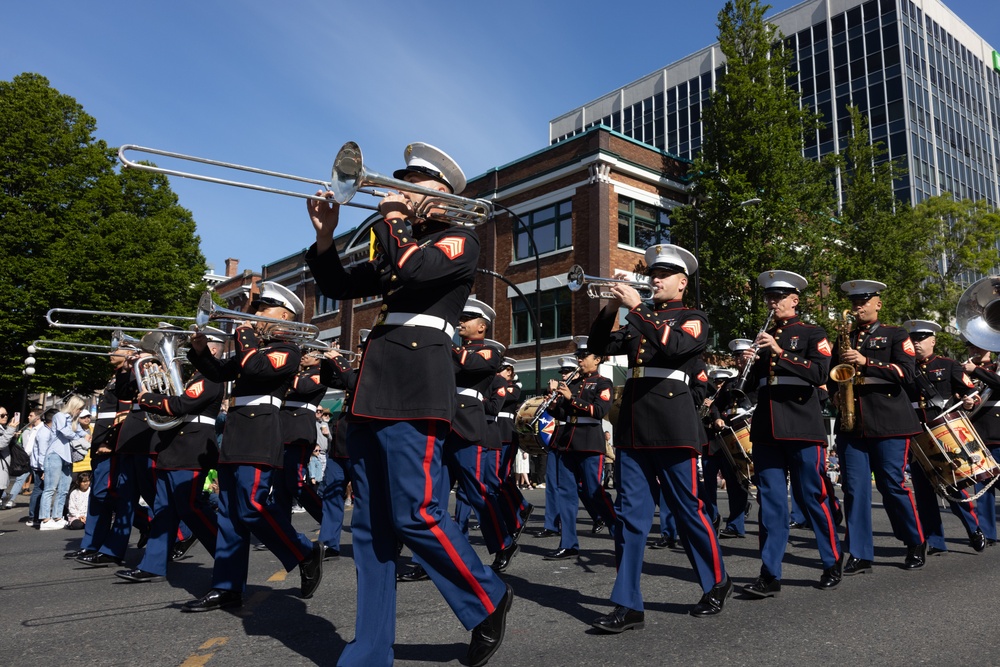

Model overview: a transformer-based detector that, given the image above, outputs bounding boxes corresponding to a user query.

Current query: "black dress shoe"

[843,556,873,576]
[543,547,579,560]
[591,519,606,535]
[591,605,645,634]
[170,535,197,561]
[182,588,243,613]
[970,529,987,553]
[491,542,520,573]
[512,504,534,543]
[650,536,676,550]
[467,583,513,667]
[691,577,733,617]
[988,539,997,548]
[743,575,781,598]
[719,526,745,539]
[65,548,95,560]
[76,552,124,568]
[928,546,947,556]
[818,555,844,590]
[323,546,340,560]
[833,505,844,527]
[299,542,324,599]
[532,528,559,539]
[397,565,430,582]
[115,568,164,583]
[904,541,927,570]
[789,521,809,530]
[136,528,149,550]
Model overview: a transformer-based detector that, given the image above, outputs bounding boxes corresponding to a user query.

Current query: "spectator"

[67,472,91,529]
[514,449,531,489]
[3,408,37,507]
[39,396,88,530]
[26,409,57,527]
[308,444,324,490]
[315,409,331,456]
[0,407,22,504]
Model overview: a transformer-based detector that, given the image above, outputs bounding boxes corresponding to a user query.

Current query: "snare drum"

[912,410,1000,496]
[720,422,754,490]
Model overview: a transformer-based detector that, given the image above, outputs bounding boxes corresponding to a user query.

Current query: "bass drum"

[514,396,549,456]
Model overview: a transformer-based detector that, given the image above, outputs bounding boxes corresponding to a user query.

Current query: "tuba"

[830,309,857,432]
[134,328,188,431]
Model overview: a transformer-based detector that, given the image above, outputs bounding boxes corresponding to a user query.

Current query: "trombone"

[47,307,197,334]
[31,339,117,357]
[195,292,318,344]
[567,265,654,299]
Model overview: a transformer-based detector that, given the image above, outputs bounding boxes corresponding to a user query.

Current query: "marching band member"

[181,282,323,612]
[543,336,617,561]
[490,357,534,546]
[904,320,984,554]
[741,271,842,596]
[589,243,730,632]
[531,356,579,540]
[964,338,1000,546]
[702,353,750,540]
[306,143,510,667]
[447,301,518,573]
[272,343,328,523]
[831,280,925,575]
[116,326,226,583]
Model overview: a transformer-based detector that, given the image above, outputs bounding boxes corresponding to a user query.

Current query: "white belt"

[457,388,484,401]
[497,411,515,420]
[183,415,216,425]
[131,404,142,411]
[382,313,456,339]
[569,416,601,425]
[96,411,117,420]
[984,400,1000,408]
[631,368,688,382]
[759,377,812,387]
[233,395,282,408]
[284,401,318,412]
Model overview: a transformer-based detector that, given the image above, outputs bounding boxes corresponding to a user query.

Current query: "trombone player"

[740,271,842,597]
[831,281,925,575]
[306,143,510,667]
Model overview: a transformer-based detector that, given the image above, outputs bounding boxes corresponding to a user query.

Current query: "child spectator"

[67,472,91,530]
[308,445,325,491]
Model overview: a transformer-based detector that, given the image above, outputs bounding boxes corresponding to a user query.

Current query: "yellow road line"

[179,636,229,667]
[268,568,287,582]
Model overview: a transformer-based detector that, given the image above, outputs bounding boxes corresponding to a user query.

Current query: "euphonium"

[830,309,857,432]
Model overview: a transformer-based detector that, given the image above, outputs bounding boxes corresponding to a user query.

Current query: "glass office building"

[549,0,1000,207]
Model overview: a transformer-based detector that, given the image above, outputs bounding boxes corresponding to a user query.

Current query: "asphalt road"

[2,486,997,667]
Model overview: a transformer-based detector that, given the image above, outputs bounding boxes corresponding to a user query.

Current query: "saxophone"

[829,309,857,432]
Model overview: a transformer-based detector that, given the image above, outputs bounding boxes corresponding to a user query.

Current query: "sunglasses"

[0,413,7,417]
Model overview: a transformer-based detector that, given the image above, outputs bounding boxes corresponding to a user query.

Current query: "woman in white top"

[39,396,88,529]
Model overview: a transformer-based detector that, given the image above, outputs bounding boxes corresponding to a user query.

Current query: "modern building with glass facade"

[549,0,1000,207]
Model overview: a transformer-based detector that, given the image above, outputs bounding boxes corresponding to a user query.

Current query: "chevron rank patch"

[266,351,290,369]
[902,339,915,356]
[185,380,205,398]
[681,320,702,339]
[434,236,466,260]
[817,339,832,357]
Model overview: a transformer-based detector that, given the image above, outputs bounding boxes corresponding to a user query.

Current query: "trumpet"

[195,292,318,344]
[567,265,654,300]
[301,340,359,363]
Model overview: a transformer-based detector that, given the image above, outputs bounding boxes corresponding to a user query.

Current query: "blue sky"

[3,0,998,274]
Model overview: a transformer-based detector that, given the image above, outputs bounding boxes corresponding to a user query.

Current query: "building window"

[617,197,671,248]
[514,200,573,260]
[315,286,339,316]
[512,287,572,344]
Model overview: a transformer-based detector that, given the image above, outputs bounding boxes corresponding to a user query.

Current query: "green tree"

[826,106,928,324]
[671,0,837,344]
[0,73,207,401]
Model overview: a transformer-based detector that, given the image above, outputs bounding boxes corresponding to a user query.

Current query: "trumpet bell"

[566,264,654,299]
[956,276,1000,352]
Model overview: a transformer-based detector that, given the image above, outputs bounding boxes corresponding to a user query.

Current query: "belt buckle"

[632,367,642,380]
[854,376,864,386]
[768,376,778,386]
[228,396,236,410]
[569,416,578,424]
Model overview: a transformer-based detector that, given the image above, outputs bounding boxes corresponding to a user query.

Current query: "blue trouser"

[557,450,617,550]
[40,451,72,520]
[611,448,727,611]
[453,483,475,533]
[443,435,511,554]
[974,446,1000,541]
[702,451,748,535]
[212,464,313,591]
[911,461,980,550]
[28,466,45,521]
[497,441,529,536]
[319,456,353,551]
[755,441,841,578]
[543,449,561,531]
[790,485,807,524]
[80,456,115,552]
[658,489,677,538]
[5,470,30,502]
[271,444,323,523]
[338,420,506,667]
[138,469,218,576]
[837,435,924,560]
[99,453,156,559]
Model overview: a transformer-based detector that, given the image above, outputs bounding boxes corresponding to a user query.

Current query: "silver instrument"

[196,292,318,344]
[134,328,188,431]
[31,339,117,357]
[956,275,1000,352]
[566,265,654,299]
[731,309,776,403]
[46,307,196,334]
[302,339,359,363]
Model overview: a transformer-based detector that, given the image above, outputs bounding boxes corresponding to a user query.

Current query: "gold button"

[391,275,398,281]
[776,329,783,335]
[411,342,418,348]
[381,304,388,312]
[770,362,776,367]
[402,238,408,243]
[250,412,256,417]
[668,392,674,397]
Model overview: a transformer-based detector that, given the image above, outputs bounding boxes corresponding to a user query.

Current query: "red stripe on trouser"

[901,438,925,543]
[248,467,307,562]
[419,425,495,614]
[962,489,979,526]
[474,446,506,548]
[691,457,723,584]
[813,446,839,559]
